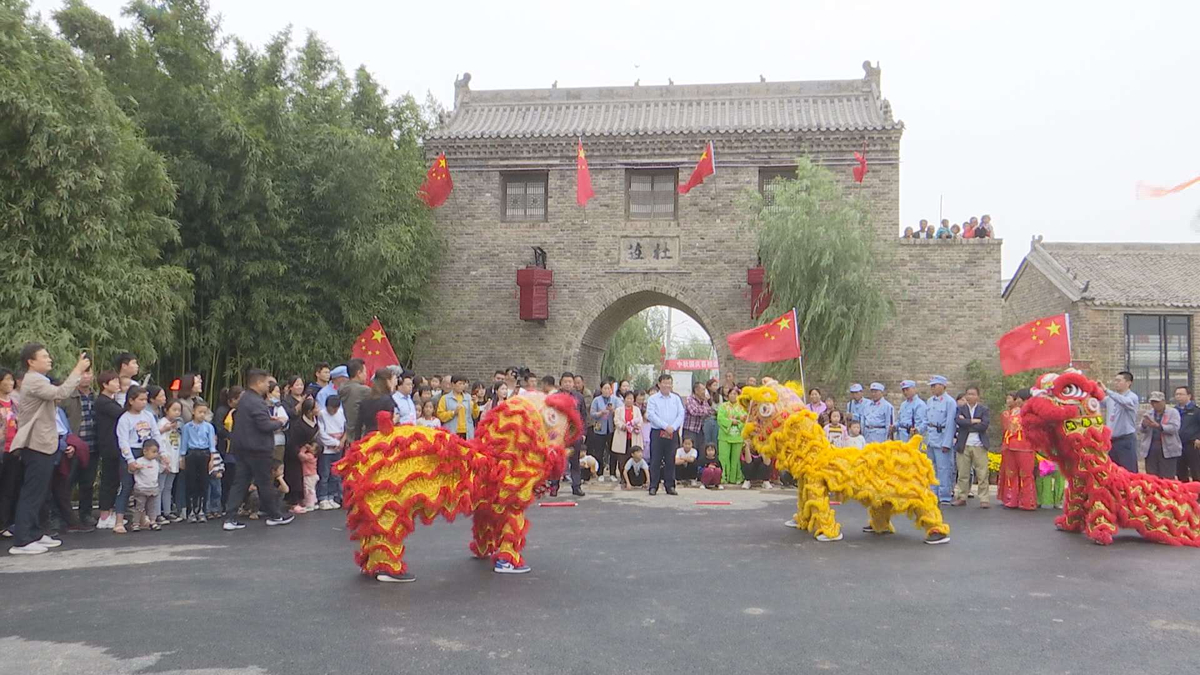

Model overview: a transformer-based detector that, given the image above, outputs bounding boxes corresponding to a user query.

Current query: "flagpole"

[792,307,804,391]
[1065,312,1073,368]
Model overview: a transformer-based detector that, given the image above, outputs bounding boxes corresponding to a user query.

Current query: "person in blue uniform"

[845,383,869,424]
[861,382,894,444]
[895,380,928,443]
[924,375,957,504]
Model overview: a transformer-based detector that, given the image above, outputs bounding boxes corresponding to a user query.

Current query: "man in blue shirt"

[861,383,894,444]
[1103,371,1140,473]
[645,374,685,496]
[924,376,957,504]
[895,380,928,443]
[316,365,348,409]
[392,371,417,425]
[845,383,868,423]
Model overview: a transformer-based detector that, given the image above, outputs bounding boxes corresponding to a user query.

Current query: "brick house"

[1002,237,1200,400]
[414,64,1002,396]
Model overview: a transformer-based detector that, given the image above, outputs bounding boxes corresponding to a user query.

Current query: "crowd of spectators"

[902,215,995,239]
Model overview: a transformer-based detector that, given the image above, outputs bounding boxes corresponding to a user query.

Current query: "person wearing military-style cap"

[861,382,894,443]
[924,375,956,504]
[846,383,868,423]
[316,365,350,408]
[896,379,928,443]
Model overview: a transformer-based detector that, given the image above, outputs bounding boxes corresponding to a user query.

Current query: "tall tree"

[601,308,666,383]
[0,0,189,366]
[743,158,894,387]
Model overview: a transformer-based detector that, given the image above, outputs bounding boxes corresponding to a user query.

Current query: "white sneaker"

[815,532,844,542]
[784,519,798,528]
[718,485,725,490]
[38,535,62,548]
[763,481,774,490]
[319,500,334,511]
[741,481,751,489]
[9,542,48,555]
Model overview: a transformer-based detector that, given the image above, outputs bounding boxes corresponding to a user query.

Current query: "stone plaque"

[619,236,681,269]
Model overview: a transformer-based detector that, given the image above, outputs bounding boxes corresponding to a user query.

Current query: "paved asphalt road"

[0,485,1197,675]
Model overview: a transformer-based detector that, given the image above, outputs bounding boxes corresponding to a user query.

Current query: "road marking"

[0,637,265,674]
[0,544,224,574]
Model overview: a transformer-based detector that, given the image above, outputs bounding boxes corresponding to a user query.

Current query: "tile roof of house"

[429,64,900,140]
[1004,240,1200,308]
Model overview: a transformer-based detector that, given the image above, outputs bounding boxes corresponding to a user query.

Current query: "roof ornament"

[454,72,472,108]
[552,80,558,88]
[760,74,766,83]
[668,78,674,85]
[634,79,640,86]
[862,60,881,94]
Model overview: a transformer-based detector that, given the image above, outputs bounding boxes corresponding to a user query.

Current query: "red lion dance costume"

[334,392,582,580]
[1021,370,1200,546]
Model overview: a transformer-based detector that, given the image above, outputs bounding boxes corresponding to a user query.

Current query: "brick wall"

[413,132,1002,405]
[1002,261,1076,331]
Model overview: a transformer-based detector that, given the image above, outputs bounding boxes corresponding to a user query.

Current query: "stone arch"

[557,276,737,387]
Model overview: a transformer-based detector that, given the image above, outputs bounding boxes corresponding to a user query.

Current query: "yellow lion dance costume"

[739,381,950,545]
[334,392,582,581]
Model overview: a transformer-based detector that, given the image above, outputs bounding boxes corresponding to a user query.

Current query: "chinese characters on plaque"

[619,236,682,269]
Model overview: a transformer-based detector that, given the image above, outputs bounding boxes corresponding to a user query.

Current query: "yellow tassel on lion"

[739,380,950,545]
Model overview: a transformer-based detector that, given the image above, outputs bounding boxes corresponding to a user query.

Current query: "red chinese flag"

[997,313,1072,376]
[351,317,401,381]
[576,138,595,207]
[418,153,453,207]
[726,309,802,363]
[678,141,715,194]
[852,151,868,183]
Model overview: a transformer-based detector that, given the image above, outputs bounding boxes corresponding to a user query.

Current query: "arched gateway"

[413,64,1002,391]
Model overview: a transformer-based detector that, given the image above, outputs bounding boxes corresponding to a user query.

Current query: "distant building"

[1003,238,1200,399]
[414,64,1001,396]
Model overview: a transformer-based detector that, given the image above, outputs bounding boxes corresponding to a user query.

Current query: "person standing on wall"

[645,374,685,496]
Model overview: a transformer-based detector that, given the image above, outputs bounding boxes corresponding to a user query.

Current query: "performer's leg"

[1055,477,1087,532]
[493,512,531,568]
[1015,452,1037,510]
[1083,494,1119,545]
[802,480,841,540]
[470,508,501,559]
[358,522,414,577]
[909,492,951,537]
[867,503,895,534]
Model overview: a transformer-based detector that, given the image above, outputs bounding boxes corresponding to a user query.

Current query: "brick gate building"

[414,63,1002,395]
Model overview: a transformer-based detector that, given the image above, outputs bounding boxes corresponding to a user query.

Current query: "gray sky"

[30,0,1200,285]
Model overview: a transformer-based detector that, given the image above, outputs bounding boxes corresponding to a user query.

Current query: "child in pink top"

[299,443,319,512]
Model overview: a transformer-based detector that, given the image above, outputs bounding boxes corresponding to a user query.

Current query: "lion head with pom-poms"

[737,380,811,460]
[1020,370,1107,465]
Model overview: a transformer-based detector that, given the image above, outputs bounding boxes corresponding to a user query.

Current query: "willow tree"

[601,308,665,384]
[743,157,893,387]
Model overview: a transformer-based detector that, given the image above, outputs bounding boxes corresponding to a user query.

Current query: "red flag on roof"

[351,318,401,381]
[679,141,715,194]
[576,138,595,207]
[418,153,453,207]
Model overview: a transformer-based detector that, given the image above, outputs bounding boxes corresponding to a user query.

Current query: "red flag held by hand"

[997,313,1072,375]
[852,151,868,183]
[418,153,453,207]
[679,141,715,194]
[727,309,802,363]
[351,318,401,382]
[576,138,594,207]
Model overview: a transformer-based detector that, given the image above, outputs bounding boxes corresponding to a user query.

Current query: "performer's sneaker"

[376,573,416,583]
[862,526,893,535]
[924,532,950,545]
[266,515,295,527]
[222,521,246,531]
[815,533,844,542]
[493,560,531,574]
[784,519,798,528]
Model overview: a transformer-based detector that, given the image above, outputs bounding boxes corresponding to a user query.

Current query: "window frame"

[625,169,678,221]
[500,171,549,223]
[1124,313,1193,400]
[759,166,798,211]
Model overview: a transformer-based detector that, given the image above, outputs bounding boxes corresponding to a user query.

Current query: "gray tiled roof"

[430,72,899,140]
[1009,241,1200,308]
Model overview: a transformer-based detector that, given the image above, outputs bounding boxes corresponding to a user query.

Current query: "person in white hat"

[846,383,868,424]
[925,376,957,504]
[895,380,927,443]
[861,383,894,444]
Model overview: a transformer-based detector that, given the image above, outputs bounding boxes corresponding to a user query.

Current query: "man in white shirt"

[1103,371,1140,473]
[645,374,685,496]
[391,371,417,425]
